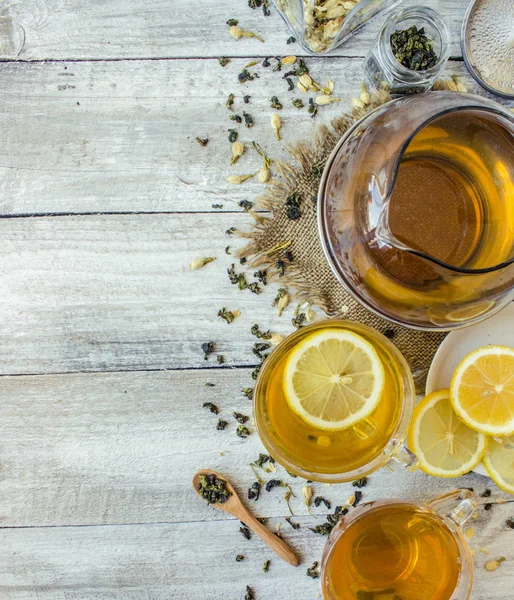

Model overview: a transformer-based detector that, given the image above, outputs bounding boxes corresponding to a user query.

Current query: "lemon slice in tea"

[484,435,514,495]
[283,329,385,431]
[450,346,514,435]
[408,389,487,478]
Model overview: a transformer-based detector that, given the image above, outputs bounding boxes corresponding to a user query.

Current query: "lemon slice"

[408,389,487,478]
[283,329,385,431]
[484,435,514,494]
[450,346,514,435]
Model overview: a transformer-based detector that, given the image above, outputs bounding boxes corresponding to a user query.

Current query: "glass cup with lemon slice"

[254,320,416,482]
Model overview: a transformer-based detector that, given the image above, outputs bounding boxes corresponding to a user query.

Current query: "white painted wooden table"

[0,1,513,598]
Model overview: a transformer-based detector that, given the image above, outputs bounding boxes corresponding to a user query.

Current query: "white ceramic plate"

[426,303,514,476]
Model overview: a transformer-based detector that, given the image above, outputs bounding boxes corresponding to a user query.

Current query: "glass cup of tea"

[253,319,417,482]
[321,489,476,600]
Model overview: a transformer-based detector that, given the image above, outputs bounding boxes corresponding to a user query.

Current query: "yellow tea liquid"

[323,504,462,600]
[258,322,405,478]
[364,109,514,318]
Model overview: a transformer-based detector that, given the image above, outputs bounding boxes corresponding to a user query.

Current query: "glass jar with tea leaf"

[364,6,451,93]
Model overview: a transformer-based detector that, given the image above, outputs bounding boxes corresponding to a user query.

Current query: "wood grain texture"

[0,503,513,599]
[0,59,512,217]
[9,0,468,61]
[0,367,507,527]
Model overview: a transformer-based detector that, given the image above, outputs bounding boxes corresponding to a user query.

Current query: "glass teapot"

[319,92,514,330]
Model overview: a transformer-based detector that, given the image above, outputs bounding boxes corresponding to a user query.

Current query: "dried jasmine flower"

[270,96,283,110]
[217,354,225,364]
[306,561,320,579]
[233,412,249,424]
[195,137,209,146]
[251,324,272,339]
[485,557,506,571]
[216,419,228,430]
[228,129,238,143]
[390,26,438,71]
[352,477,368,488]
[201,341,215,360]
[236,554,246,562]
[212,204,223,209]
[242,387,254,399]
[190,257,216,270]
[243,95,251,103]
[285,190,302,220]
[227,173,255,184]
[245,586,255,600]
[273,288,290,316]
[315,95,341,105]
[287,36,296,44]
[360,82,370,105]
[248,481,261,501]
[226,18,239,26]
[285,517,300,529]
[237,425,251,438]
[226,227,236,235]
[202,402,219,414]
[229,25,264,43]
[238,68,260,83]
[226,93,235,110]
[198,473,232,504]
[314,496,332,509]
[239,199,254,211]
[262,560,271,573]
[230,114,243,123]
[271,113,281,140]
[308,98,318,119]
[243,111,254,128]
[218,57,231,67]
[303,485,313,508]
[218,307,236,324]
[352,97,365,109]
[231,141,245,165]
[254,270,267,285]
[247,282,261,294]
[292,98,304,109]
[292,313,306,328]
[240,525,252,540]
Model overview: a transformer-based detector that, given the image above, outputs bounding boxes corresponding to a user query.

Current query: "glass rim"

[253,319,416,483]
[379,5,452,82]
[320,498,474,600]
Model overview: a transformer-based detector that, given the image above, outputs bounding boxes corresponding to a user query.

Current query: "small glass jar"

[364,6,451,93]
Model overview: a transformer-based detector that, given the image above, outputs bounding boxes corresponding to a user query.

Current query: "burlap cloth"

[236,88,446,391]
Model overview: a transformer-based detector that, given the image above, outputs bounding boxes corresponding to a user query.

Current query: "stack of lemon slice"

[409,346,514,493]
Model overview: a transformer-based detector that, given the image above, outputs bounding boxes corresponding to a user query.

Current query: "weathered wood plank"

[0,503,513,599]
[0,367,507,527]
[0,59,511,217]
[9,0,468,61]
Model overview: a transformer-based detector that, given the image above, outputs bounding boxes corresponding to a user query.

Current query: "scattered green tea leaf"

[202,402,219,414]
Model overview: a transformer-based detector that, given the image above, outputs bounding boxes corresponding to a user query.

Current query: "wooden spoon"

[192,469,300,567]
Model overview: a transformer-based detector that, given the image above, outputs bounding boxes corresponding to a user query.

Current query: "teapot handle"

[426,489,477,527]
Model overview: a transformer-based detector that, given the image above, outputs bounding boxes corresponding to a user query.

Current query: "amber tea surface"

[323,504,462,600]
[255,322,406,479]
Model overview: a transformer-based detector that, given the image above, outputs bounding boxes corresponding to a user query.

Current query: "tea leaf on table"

[195,137,209,146]
[218,57,231,67]
[262,559,271,573]
[251,324,272,339]
[242,387,254,399]
[248,481,261,501]
[306,561,320,579]
[352,477,368,488]
[253,269,267,285]
[247,282,261,294]
[202,402,219,415]
[243,111,255,128]
[228,129,238,143]
[204,383,215,387]
[226,93,235,110]
[201,341,215,360]
[240,525,252,540]
[216,419,228,430]
[233,412,249,424]
[285,516,300,529]
[230,114,242,123]
[226,227,237,235]
[239,200,254,211]
[197,473,232,504]
[292,98,304,109]
[314,496,331,509]
[245,586,255,600]
[236,554,246,561]
[217,354,225,364]
[287,36,296,44]
[270,96,283,110]
[292,313,306,328]
[226,19,239,26]
[218,307,236,324]
[237,425,251,438]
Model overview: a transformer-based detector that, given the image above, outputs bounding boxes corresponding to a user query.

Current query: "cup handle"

[426,489,477,527]
[384,439,419,472]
